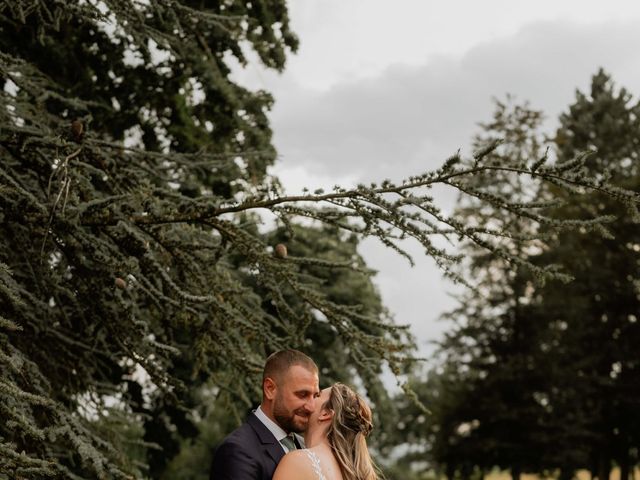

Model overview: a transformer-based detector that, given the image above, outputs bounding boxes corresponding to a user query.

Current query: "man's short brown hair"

[263,349,318,383]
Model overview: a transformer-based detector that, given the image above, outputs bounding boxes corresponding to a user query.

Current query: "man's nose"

[304,396,316,412]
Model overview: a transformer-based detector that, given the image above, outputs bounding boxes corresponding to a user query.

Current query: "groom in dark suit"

[210,350,320,480]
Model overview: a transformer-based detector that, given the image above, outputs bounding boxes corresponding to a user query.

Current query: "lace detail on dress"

[304,450,327,480]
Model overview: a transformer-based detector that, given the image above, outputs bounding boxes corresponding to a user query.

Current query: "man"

[210,349,320,480]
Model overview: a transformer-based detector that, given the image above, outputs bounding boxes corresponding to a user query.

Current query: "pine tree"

[1,3,638,479]
[538,69,640,480]
[408,75,640,480]
[411,98,560,480]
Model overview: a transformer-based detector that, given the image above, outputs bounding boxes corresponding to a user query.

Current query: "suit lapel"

[247,413,286,465]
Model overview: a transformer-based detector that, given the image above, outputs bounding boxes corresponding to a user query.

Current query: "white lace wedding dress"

[303,450,327,480]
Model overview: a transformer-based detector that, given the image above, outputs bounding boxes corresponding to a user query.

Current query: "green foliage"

[536,69,640,480]
[403,72,640,480]
[159,224,398,479]
[388,98,559,478]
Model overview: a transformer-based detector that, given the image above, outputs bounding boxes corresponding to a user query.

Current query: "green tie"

[280,434,297,452]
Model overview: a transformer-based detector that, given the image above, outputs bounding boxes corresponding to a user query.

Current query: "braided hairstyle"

[323,383,381,480]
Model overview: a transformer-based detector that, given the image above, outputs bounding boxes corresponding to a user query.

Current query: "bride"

[273,382,381,480]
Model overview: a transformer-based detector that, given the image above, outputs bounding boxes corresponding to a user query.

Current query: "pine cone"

[71,120,84,142]
[274,243,288,259]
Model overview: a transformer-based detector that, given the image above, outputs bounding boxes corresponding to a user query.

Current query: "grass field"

[484,468,640,480]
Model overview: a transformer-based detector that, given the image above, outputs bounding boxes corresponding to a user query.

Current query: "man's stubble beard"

[273,395,309,434]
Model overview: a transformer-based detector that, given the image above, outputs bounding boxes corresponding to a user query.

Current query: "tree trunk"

[445,463,455,480]
[511,465,522,480]
[619,447,630,480]
[461,464,471,480]
[598,452,611,480]
[560,467,574,480]
[590,450,598,480]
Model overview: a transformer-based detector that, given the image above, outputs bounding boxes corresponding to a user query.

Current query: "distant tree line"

[391,70,640,480]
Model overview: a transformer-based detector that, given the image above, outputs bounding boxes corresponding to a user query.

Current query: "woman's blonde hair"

[323,383,381,480]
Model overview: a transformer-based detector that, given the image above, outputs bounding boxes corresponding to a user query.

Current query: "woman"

[273,382,381,480]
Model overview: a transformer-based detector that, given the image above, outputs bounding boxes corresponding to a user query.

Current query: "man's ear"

[264,377,277,401]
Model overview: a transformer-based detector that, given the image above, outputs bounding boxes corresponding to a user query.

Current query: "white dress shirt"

[253,406,291,452]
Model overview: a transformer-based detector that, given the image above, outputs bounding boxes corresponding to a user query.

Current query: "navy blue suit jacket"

[210,413,286,480]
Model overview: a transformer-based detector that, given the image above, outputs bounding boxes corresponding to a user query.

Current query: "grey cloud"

[266,19,640,350]
[270,20,640,183]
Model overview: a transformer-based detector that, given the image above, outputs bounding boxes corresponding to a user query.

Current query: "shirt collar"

[254,405,288,442]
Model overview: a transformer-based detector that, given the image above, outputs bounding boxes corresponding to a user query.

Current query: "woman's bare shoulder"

[273,450,315,480]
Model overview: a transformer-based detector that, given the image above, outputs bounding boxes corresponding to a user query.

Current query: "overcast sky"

[234,1,640,356]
